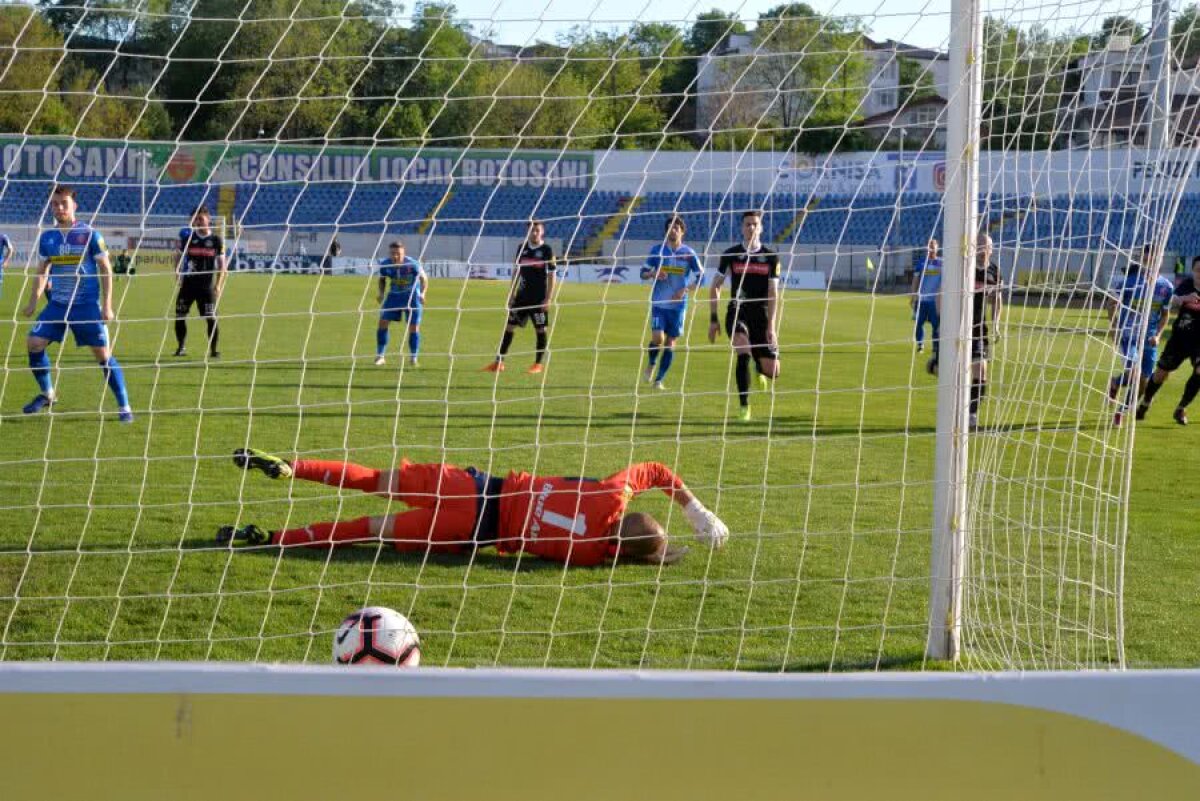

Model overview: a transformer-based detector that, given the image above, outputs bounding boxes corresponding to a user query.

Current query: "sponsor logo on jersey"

[528,481,555,540]
[731,261,772,275]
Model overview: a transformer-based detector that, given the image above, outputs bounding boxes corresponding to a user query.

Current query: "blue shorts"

[651,306,685,338]
[381,304,422,326]
[30,300,109,348]
[1119,335,1157,377]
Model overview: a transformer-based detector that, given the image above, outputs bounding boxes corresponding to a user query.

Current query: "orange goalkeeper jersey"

[496,462,685,566]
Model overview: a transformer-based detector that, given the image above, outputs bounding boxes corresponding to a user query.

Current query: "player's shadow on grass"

[226,542,591,573]
[216,407,727,432]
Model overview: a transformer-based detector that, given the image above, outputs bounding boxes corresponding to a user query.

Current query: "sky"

[449,0,955,50]
[443,0,1153,52]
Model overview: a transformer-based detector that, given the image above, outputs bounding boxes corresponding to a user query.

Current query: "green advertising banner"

[0,138,593,189]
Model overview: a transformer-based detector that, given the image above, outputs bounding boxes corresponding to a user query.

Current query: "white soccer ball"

[333,606,421,667]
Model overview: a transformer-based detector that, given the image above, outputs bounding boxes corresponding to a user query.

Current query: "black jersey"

[972,261,1003,340]
[511,243,556,306]
[1171,277,1200,335]
[179,230,224,287]
[718,244,780,304]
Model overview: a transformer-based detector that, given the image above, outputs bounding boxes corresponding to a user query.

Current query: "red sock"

[292,460,381,493]
[274,516,374,548]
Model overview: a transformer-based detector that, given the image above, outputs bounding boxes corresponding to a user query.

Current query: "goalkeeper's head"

[611,512,688,565]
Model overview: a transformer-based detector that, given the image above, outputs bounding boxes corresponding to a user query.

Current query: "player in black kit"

[484,219,556,375]
[1137,256,1200,425]
[926,233,1003,430]
[174,206,226,358]
[708,210,781,421]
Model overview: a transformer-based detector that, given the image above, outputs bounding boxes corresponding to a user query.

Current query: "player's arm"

[767,277,780,343]
[910,263,921,310]
[543,254,557,311]
[619,462,729,548]
[22,258,51,318]
[377,271,387,303]
[417,265,428,303]
[708,258,728,343]
[1154,305,1170,344]
[215,240,228,298]
[640,249,657,282]
[991,271,1003,337]
[680,255,703,301]
[176,233,187,282]
[96,249,115,321]
[504,252,521,306]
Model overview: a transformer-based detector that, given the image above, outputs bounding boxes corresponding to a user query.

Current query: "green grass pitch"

[0,269,1195,670]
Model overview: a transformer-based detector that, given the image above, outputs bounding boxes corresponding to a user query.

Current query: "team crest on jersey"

[66,230,91,247]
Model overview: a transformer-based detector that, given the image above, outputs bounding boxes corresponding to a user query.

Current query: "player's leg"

[406,307,422,366]
[726,308,754,420]
[529,310,549,373]
[654,336,678,387]
[1139,343,1184,417]
[174,288,193,356]
[202,291,219,358]
[653,310,683,386]
[389,505,476,554]
[747,307,778,388]
[376,460,478,509]
[219,513,389,548]
[237,451,385,493]
[645,325,664,383]
[914,299,929,351]
[86,339,133,423]
[375,313,393,365]
[1109,336,1137,404]
[24,331,57,413]
[1174,361,1200,425]
[24,300,70,413]
[485,311,520,371]
[928,300,940,360]
[969,357,987,430]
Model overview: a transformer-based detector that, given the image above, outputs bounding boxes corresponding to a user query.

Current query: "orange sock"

[274,516,374,548]
[292,460,380,493]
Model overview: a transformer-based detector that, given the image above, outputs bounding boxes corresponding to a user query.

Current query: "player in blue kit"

[375,240,427,367]
[1107,245,1173,427]
[21,185,132,422]
[641,215,704,390]
[911,238,941,366]
[0,231,12,297]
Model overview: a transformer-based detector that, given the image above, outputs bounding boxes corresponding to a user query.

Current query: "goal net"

[0,1,1189,670]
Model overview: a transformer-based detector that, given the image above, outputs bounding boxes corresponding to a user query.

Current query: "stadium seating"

[3,177,1200,260]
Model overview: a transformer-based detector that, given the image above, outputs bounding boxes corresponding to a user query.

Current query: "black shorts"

[507,305,548,329]
[177,281,217,318]
[725,302,778,361]
[467,467,504,544]
[1157,331,1200,372]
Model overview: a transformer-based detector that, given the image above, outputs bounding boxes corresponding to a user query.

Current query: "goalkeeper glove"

[685,498,729,549]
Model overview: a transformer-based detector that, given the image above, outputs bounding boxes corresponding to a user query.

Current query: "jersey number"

[541,510,587,537]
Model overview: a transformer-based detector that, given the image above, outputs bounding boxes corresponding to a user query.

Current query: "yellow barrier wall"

[2,665,1198,801]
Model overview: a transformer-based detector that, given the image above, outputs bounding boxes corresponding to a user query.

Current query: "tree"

[1092,15,1145,50]
[0,5,171,138]
[982,16,1089,150]
[898,57,938,105]
[686,9,746,56]
[1173,4,1200,62]
[703,3,868,151]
